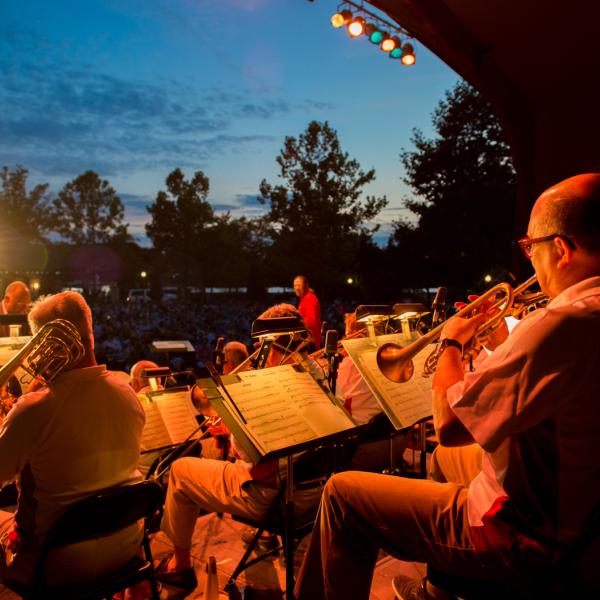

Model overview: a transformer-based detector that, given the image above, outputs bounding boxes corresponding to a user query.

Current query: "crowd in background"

[89,295,349,373]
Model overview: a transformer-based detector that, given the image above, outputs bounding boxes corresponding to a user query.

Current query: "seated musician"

[155,303,322,591]
[336,314,406,473]
[130,359,161,393]
[0,281,31,338]
[0,291,145,592]
[295,173,600,600]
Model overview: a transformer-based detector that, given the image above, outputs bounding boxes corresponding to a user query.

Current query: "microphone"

[431,287,447,328]
[213,337,225,374]
[324,330,340,395]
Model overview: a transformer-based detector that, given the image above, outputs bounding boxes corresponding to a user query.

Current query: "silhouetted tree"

[0,165,52,241]
[146,168,215,292]
[391,81,516,290]
[259,121,387,297]
[51,170,129,244]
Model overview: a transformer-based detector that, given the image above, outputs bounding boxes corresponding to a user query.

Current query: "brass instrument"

[0,319,85,420]
[376,275,547,383]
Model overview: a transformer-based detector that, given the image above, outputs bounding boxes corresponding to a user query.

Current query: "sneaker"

[392,574,428,600]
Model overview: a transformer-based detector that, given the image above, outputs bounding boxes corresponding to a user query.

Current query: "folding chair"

[225,449,331,595]
[15,480,163,600]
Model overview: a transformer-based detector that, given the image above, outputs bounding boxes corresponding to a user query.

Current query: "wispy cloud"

[0,20,328,180]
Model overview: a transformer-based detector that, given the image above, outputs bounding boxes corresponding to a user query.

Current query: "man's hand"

[453,295,509,351]
[441,313,486,346]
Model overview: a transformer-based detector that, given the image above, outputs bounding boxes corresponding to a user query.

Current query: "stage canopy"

[370,0,600,233]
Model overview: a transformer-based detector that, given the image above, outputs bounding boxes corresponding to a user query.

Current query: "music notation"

[221,365,355,455]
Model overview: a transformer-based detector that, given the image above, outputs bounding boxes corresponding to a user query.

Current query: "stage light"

[380,35,399,53]
[331,9,352,29]
[327,1,416,67]
[401,43,416,65]
[365,23,384,44]
[348,16,365,37]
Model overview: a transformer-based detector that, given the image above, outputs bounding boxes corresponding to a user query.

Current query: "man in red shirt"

[294,275,322,349]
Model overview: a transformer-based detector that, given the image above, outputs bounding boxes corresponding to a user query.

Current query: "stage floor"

[0,510,425,599]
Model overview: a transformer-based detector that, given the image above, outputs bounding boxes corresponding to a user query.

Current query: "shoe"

[240,527,279,551]
[392,574,428,600]
[155,555,198,590]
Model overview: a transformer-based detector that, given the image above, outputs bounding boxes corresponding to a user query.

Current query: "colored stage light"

[389,46,402,59]
[380,35,398,52]
[365,23,385,44]
[401,43,416,65]
[331,9,352,29]
[348,16,365,37]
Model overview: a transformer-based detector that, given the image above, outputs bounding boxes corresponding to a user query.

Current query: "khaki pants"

[295,444,509,600]
[162,457,323,550]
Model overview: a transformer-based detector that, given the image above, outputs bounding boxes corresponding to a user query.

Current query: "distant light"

[141,271,147,278]
[348,16,365,37]
[32,281,40,291]
[484,274,492,283]
[331,9,352,29]
[346,277,354,285]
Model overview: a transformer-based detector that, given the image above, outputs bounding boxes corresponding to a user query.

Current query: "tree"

[0,165,52,241]
[51,170,129,244]
[259,121,387,297]
[146,168,215,292]
[391,81,516,289]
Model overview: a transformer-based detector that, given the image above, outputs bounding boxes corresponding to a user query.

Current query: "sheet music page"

[153,389,199,443]
[139,396,171,451]
[224,365,354,454]
[344,334,433,429]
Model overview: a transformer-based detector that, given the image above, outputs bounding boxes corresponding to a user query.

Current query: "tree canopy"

[391,81,517,289]
[0,165,52,242]
[146,168,215,291]
[259,120,387,296]
[51,170,129,244]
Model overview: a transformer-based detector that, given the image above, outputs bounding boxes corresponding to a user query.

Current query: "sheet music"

[357,350,432,428]
[155,389,199,442]
[139,397,170,451]
[224,365,354,454]
[344,333,433,429]
[139,389,198,451]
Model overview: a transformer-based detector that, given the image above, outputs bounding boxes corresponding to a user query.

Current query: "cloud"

[0,25,328,181]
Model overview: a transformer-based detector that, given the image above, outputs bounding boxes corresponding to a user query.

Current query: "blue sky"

[0,0,459,244]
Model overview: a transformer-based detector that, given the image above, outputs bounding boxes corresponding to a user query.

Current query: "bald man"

[130,360,161,393]
[0,281,30,337]
[296,174,600,599]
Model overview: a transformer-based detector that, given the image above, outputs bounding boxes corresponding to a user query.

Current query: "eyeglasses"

[517,233,574,259]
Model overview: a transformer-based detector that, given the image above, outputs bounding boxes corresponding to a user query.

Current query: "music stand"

[355,305,395,345]
[250,316,307,369]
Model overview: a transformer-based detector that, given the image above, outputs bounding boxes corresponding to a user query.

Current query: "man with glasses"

[295,173,600,600]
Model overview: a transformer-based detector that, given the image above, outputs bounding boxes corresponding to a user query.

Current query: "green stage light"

[389,46,402,59]
[365,23,385,44]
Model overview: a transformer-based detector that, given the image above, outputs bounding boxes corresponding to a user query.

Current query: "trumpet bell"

[376,343,414,383]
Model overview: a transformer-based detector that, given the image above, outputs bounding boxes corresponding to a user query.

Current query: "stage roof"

[370,0,600,230]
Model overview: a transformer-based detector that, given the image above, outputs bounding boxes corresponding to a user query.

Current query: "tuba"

[376,275,547,383]
[0,319,85,420]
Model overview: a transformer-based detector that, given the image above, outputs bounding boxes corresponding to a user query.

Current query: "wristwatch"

[438,337,463,357]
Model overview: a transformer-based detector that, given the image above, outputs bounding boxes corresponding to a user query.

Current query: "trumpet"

[376,275,546,383]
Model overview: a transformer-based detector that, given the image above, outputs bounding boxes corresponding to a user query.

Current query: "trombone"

[376,275,547,383]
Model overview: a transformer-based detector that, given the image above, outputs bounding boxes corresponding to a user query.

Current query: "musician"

[294,275,322,349]
[130,359,161,393]
[295,173,600,599]
[156,303,321,591]
[222,340,249,374]
[0,281,31,337]
[0,291,145,591]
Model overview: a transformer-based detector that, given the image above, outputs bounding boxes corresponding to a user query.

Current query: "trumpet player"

[0,291,145,591]
[295,173,600,600]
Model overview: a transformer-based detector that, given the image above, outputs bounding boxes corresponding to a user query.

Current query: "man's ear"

[555,236,574,269]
